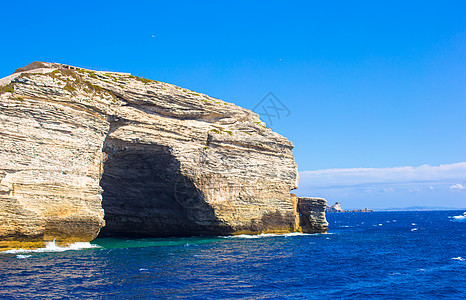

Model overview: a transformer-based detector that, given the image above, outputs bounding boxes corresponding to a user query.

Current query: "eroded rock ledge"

[0,62,328,250]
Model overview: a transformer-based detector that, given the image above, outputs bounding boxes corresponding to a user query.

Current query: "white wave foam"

[452,257,465,261]
[224,232,318,239]
[224,234,259,239]
[16,254,32,259]
[2,241,100,254]
[284,232,320,237]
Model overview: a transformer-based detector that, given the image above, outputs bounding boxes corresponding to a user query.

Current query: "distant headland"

[326,202,373,213]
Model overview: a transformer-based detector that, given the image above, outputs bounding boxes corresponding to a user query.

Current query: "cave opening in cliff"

[98,140,228,238]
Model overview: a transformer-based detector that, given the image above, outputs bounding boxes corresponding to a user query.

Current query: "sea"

[1,210,465,299]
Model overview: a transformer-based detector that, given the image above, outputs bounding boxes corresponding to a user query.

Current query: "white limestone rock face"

[326,202,344,213]
[0,62,304,250]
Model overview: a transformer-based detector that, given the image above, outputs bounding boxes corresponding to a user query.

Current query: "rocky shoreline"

[0,62,328,250]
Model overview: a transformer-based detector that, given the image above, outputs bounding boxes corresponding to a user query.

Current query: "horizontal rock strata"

[0,62,327,250]
[297,197,329,233]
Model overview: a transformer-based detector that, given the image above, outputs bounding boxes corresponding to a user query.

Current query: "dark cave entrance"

[98,139,228,238]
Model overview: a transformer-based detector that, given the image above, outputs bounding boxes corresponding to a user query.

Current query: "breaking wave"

[2,241,100,254]
[452,214,465,221]
[223,232,318,239]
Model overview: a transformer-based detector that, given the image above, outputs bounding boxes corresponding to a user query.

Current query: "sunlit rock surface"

[0,62,327,250]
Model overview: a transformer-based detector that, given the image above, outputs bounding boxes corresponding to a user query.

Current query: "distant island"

[374,206,466,211]
[326,202,373,213]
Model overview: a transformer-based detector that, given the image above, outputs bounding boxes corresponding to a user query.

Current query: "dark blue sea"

[1,211,465,299]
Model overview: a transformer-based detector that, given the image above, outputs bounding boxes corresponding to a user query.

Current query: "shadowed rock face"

[99,140,231,237]
[0,62,327,250]
[297,197,329,233]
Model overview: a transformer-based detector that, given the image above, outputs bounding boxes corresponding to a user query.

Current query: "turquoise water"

[1,211,465,299]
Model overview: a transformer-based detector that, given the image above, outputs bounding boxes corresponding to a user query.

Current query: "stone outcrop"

[0,62,328,249]
[297,197,329,233]
[326,202,344,213]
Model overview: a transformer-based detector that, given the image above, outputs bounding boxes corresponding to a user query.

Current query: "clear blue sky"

[2,1,465,208]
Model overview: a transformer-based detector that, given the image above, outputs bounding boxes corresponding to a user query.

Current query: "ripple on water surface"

[0,211,465,299]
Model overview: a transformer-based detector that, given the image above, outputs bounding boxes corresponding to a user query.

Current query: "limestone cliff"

[326,202,344,213]
[297,197,329,233]
[0,62,327,250]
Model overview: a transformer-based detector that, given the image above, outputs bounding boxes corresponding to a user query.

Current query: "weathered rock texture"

[0,62,327,249]
[297,197,329,233]
[326,202,344,213]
